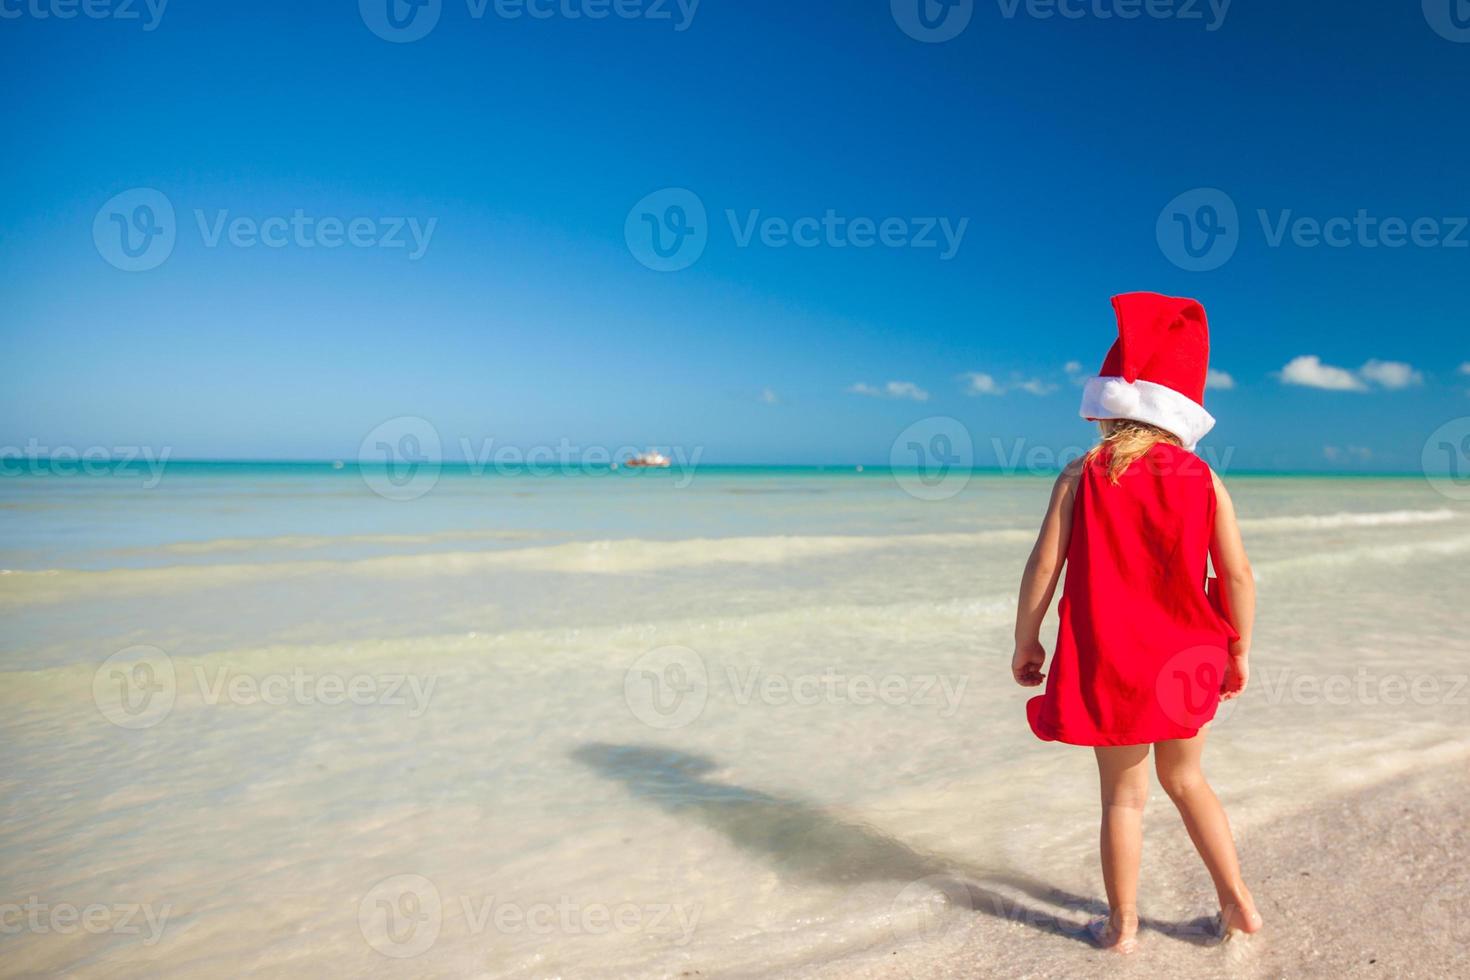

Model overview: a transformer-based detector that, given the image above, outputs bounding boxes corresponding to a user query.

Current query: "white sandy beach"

[1,467,1467,978]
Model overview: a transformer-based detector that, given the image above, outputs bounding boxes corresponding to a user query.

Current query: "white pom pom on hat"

[1077,292,1218,452]
[1096,377,1143,416]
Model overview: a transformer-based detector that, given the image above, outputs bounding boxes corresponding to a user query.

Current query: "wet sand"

[796,760,1470,979]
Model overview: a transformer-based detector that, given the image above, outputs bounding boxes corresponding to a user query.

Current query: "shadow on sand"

[571,742,1223,948]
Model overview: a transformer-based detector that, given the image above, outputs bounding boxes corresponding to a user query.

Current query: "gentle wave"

[0,530,1035,608]
[1254,531,1470,577]
[1241,508,1457,533]
[0,592,1019,691]
[148,528,546,556]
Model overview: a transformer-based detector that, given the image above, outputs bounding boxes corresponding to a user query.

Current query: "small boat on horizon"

[623,450,671,469]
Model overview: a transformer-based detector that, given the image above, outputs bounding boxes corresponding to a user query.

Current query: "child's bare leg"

[1092,744,1150,950]
[1153,730,1262,934]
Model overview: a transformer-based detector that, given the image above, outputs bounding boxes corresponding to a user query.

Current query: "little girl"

[1012,292,1262,952]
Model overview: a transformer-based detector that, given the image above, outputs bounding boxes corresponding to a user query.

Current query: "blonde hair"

[1084,418,1182,484]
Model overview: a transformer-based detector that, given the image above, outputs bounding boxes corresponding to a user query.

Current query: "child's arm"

[1011,461,1081,687]
[1209,471,1256,700]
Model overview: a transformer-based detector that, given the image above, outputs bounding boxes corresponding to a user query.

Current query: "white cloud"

[1281,355,1426,392]
[1358,359,1423,390]
[1323,445,1373,463]
[847,380,930,402]
[1458,362,1469,376]
[962,372,1003,396]
[758,387,779,405]
[1206,368,1236,390]
[962,372,1055,396]
[1063,360,1083,375]
[1280,355,1368,392]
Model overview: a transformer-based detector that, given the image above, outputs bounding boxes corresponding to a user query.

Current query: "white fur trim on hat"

[1079,376,1216,452]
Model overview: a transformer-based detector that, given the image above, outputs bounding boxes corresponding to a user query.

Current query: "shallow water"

[1,465,1467,977]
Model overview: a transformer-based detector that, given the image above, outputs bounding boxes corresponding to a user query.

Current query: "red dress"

[1027,443,1239,746]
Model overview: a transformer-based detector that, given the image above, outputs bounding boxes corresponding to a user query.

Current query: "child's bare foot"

[1218,886,1262,937]
[1087,910,1139,953]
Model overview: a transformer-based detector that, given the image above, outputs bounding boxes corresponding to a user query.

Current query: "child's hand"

[1220,652,1249,701]
[1012,640,1047,687]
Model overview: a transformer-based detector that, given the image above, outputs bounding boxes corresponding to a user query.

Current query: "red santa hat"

[1078,292,1217,451]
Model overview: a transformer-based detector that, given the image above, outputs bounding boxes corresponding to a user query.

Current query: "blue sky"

[2,0,1468,471]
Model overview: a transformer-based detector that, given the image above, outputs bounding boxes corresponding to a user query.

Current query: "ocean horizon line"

[0,456,1433,480]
